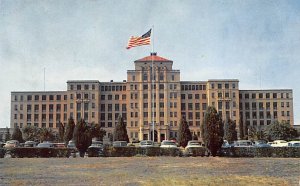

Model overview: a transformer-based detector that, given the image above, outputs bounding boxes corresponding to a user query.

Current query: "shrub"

[219,147,300,158]
[0,148,5,158]
[7,147,72,158]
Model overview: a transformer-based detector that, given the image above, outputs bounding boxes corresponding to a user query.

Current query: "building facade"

[10,53,294,142]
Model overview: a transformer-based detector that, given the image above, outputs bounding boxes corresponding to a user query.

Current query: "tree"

[4,127,11,142]
[202,106,224,156]
[192,133,198,140]
[11,127,24,143]
[38,128,55,142]
[267,120,298,141]
[224,119,238,144]
[113,115,129,142]
[58,122,65,142]
[248,126,267,141]
[64,118,75,144]
[89,123,106,141]
[177,116,192,147]
[23,125,39,141]
[239,118,245,140]
[73,119,92,157]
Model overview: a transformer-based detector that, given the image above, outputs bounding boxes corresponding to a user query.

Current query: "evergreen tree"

[248,126,267,141]
[73,119,92,157]
[177,116,192,147]
[224,119,238,144]
[202,107,224,156]
[113,115,129,142]
[64,118,75,144]
[11,126,24,143]
[58,122,65,142]
[267,120,298,141]
[38,127,55,142]
[192,133,198,140]
[4,127,11,142]
[23,125,39,141]
[239,118,245,140]
[89,123,106,141]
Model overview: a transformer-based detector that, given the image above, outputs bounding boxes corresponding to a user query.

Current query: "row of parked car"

[222,140,300,148]
[1,140,67,149]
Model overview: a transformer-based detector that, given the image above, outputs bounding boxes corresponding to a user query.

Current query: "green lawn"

[1,157,299,186]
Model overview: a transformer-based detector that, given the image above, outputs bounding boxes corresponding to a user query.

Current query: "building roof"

[135,53,172,62]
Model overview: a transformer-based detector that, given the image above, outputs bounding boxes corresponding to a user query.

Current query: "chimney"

[150,52,157,56]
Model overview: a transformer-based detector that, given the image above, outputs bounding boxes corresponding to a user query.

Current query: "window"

[252,93,256,99]
[195,94,199,99]
[143,73,147,81]
[115,104,120,111]
[181,94,185,99]
[202,94,206,99]
[259,93,263,99]
[34,95,39,101]
[245,94,249,99]
[211,83,214,89]
[195,103,200,110]
[266,93,270,99]
[202,103,207,110]
[273,93,277,99]
[159,84,164,89]
[132,75,135,81]
[252,102,256,110]
[159,73,164,80]
[101,95,105,100]
[218,102,222,110]
[188,94,192,99]
[188,103,193,110]
[218,84,222,89]
[108,95,112,100]
[232,83,236,89]
[27,95,32,101]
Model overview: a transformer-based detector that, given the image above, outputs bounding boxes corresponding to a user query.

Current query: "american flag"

[126,29,151,49]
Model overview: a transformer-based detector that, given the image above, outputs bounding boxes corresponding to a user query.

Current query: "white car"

[185,140,202,149]
[160,140,177,148]
[271,140,288,147]
[140,140,154,147]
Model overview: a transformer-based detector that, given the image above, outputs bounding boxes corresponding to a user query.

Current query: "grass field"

[0,157,299,186]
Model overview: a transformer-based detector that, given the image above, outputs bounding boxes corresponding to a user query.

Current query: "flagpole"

[151,25,155,142]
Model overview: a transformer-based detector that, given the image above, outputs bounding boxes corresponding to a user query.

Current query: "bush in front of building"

[219,147,300,158]
[0,148,5,158]
[185,147,208,157]
[6,147,72,158]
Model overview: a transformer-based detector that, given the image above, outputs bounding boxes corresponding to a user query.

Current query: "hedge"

[103,147,182,157]
[1,147,299,158]
[5,148,73,158]
[220,147,300,158]
[0,148,5,158]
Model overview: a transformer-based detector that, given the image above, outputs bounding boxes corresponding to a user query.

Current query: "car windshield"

[189,142,200,146]
[38,143,52,147]
[162,141,176,145]
[141,141,153,145]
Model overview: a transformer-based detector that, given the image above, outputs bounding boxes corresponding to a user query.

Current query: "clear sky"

[0,0,299,128]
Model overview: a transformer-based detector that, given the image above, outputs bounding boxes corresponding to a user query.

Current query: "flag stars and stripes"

[126,29,151,49]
